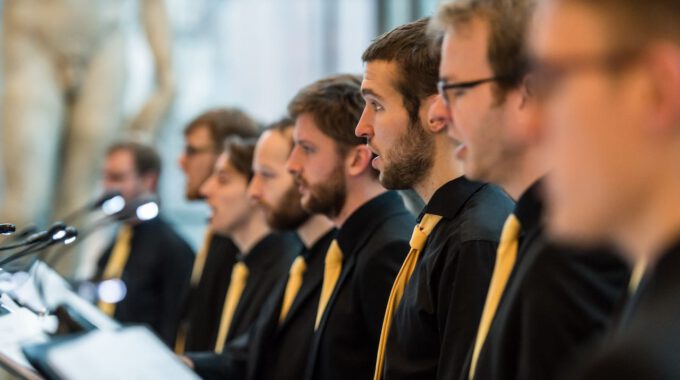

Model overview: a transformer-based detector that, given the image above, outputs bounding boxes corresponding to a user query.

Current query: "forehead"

[440,17,492,80]
[255,130,291,167]
[106,149,135,169]
[531,1,611,59]
[362,60,402,97]
[186,124,214,144]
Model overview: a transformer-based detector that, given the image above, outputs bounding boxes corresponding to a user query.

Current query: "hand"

[179,355,194,369]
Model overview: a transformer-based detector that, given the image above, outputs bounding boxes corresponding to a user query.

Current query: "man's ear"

[508,86,543,143]
[422,95,446,134]
[141,173,159,193]
[345,145,374,177]
[646,43,680,135]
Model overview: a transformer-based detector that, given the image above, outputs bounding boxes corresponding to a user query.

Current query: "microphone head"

[92,191,123,209]
[63,226,78,245]
[25,222,64,244]
[0,223,16,235]
[100,193,126,216]
[115,194,160,222]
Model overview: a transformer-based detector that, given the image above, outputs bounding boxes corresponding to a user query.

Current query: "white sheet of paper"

[13,261,120,331]
[45,326,200,380]
[0,306,52,368]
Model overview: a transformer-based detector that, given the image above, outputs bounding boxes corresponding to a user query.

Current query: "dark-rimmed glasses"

[437,76,511,106]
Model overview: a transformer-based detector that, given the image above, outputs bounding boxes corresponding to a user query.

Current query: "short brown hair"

[554,0,680,48]
[287,74,365,155]
[184,107,260,149]
[432,0,534,96]
[362,18,440,123]
[107,142,161,177]
[224,136,257,182]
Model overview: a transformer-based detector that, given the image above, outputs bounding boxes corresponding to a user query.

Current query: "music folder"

[23,326,200,380]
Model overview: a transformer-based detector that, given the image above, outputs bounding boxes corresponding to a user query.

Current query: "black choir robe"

[574,239,680,380]
[188,232,300,377]
[383,178,514,379]
[95,217,194,346]
[467,181,630,380]
[177,233,239,351]
[304,191,414,380]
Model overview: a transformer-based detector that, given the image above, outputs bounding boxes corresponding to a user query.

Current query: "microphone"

[0,225,78,268]
[60,191,126,223]
[10,225,39,241]
[121,194,160,222]
[37,194,159,272]
[0,224,16,236]
[0,222,67,251]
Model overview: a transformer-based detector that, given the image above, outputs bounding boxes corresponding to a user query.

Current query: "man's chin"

[546,206,607,248]
[186,189,205,201]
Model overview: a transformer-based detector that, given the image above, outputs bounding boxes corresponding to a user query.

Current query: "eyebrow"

[361,88,384,100]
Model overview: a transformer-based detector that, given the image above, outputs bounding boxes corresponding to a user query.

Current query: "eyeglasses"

[184,145,216,157]
[526,49,642,101]
[437,76,512,106]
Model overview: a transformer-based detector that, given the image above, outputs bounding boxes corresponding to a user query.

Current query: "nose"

[428,94,451,127]
[199,175,216,199]
[178,153,188,173]
[355,107,375,139]
[286,146,302,175]
[247,174,263,200]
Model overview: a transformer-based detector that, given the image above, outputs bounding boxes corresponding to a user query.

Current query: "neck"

[297,214,335,248]
[617,169,680,266]
[332,177,385,228]
[414,138,463,203]
[498,145,547,201]
[230,210,271,254]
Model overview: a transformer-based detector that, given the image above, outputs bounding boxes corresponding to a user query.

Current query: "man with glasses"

[529,0,680,378]
[175,108,260,353]
[428,1,628,379]
[355,18,513,380]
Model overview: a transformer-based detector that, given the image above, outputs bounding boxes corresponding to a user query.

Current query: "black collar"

[128,217,164,233]
[238,232,301,270]
[303,228,337,261]
[649,237,680,283]
[420,176,486,221]
[335,191,405,257]
[514,179,545,233]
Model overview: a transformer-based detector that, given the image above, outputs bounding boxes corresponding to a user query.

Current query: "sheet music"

[0,305,52,369]
[45,327,200,380]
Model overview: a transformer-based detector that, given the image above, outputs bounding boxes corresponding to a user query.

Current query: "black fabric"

[223,232,300,343]
[574,239,680,380]
[382,178,514,380]
[468,180,630,380]
[304,191,415,380]
[179,229,335,380]
[177,233,239,352]
[249,229,335,380]
[188,231,300,377]
[94,217,194,346]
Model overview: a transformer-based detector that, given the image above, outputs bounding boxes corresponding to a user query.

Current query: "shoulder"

[577,315,680,380]
[455,183,514,243]
[152,218,194,257]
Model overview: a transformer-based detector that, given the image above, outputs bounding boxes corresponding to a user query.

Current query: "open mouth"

[372,154,382,169]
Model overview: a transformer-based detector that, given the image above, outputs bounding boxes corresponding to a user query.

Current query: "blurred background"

[0,0,436,271]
